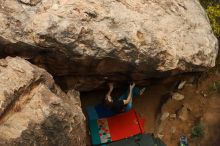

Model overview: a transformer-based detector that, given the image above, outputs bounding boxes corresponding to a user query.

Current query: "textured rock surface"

[0,0,218,91]
[0,57,86,146]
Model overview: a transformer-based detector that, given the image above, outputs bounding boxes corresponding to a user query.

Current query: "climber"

[105,82,145,113]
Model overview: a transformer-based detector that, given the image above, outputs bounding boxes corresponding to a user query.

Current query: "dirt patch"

[158,72,220,146]
[201,95,220,146]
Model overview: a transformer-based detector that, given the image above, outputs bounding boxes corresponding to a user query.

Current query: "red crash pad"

[108,109,144,141]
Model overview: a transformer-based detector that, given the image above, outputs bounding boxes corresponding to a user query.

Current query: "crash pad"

[107,134,167,146]
[89,109,144,145]
[86,104,116,120]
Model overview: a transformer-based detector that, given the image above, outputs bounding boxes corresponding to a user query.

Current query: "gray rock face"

[0,0,218,91]
[0,57,86,146]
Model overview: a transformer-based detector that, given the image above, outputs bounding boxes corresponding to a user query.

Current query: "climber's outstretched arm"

[123,83,135,105]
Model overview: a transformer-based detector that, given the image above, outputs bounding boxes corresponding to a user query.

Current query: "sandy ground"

[80,72,220,146]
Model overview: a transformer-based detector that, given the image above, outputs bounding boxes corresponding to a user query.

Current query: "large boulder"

[0,57,86,146]
[0,0,218,91]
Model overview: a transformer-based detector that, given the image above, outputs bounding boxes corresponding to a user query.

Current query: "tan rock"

[0,57,86,146]
[158,125,164,133]
[178,106,188,121]
[170,114,177,119]
[0,0,218,91]
[160,112,170,121]
[157,134,164,139]
[172,92,185,101]
[178,81,186,90]
[171,127,176,134]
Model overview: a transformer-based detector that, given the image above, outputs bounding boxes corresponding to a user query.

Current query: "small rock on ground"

[172,93,185,101]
